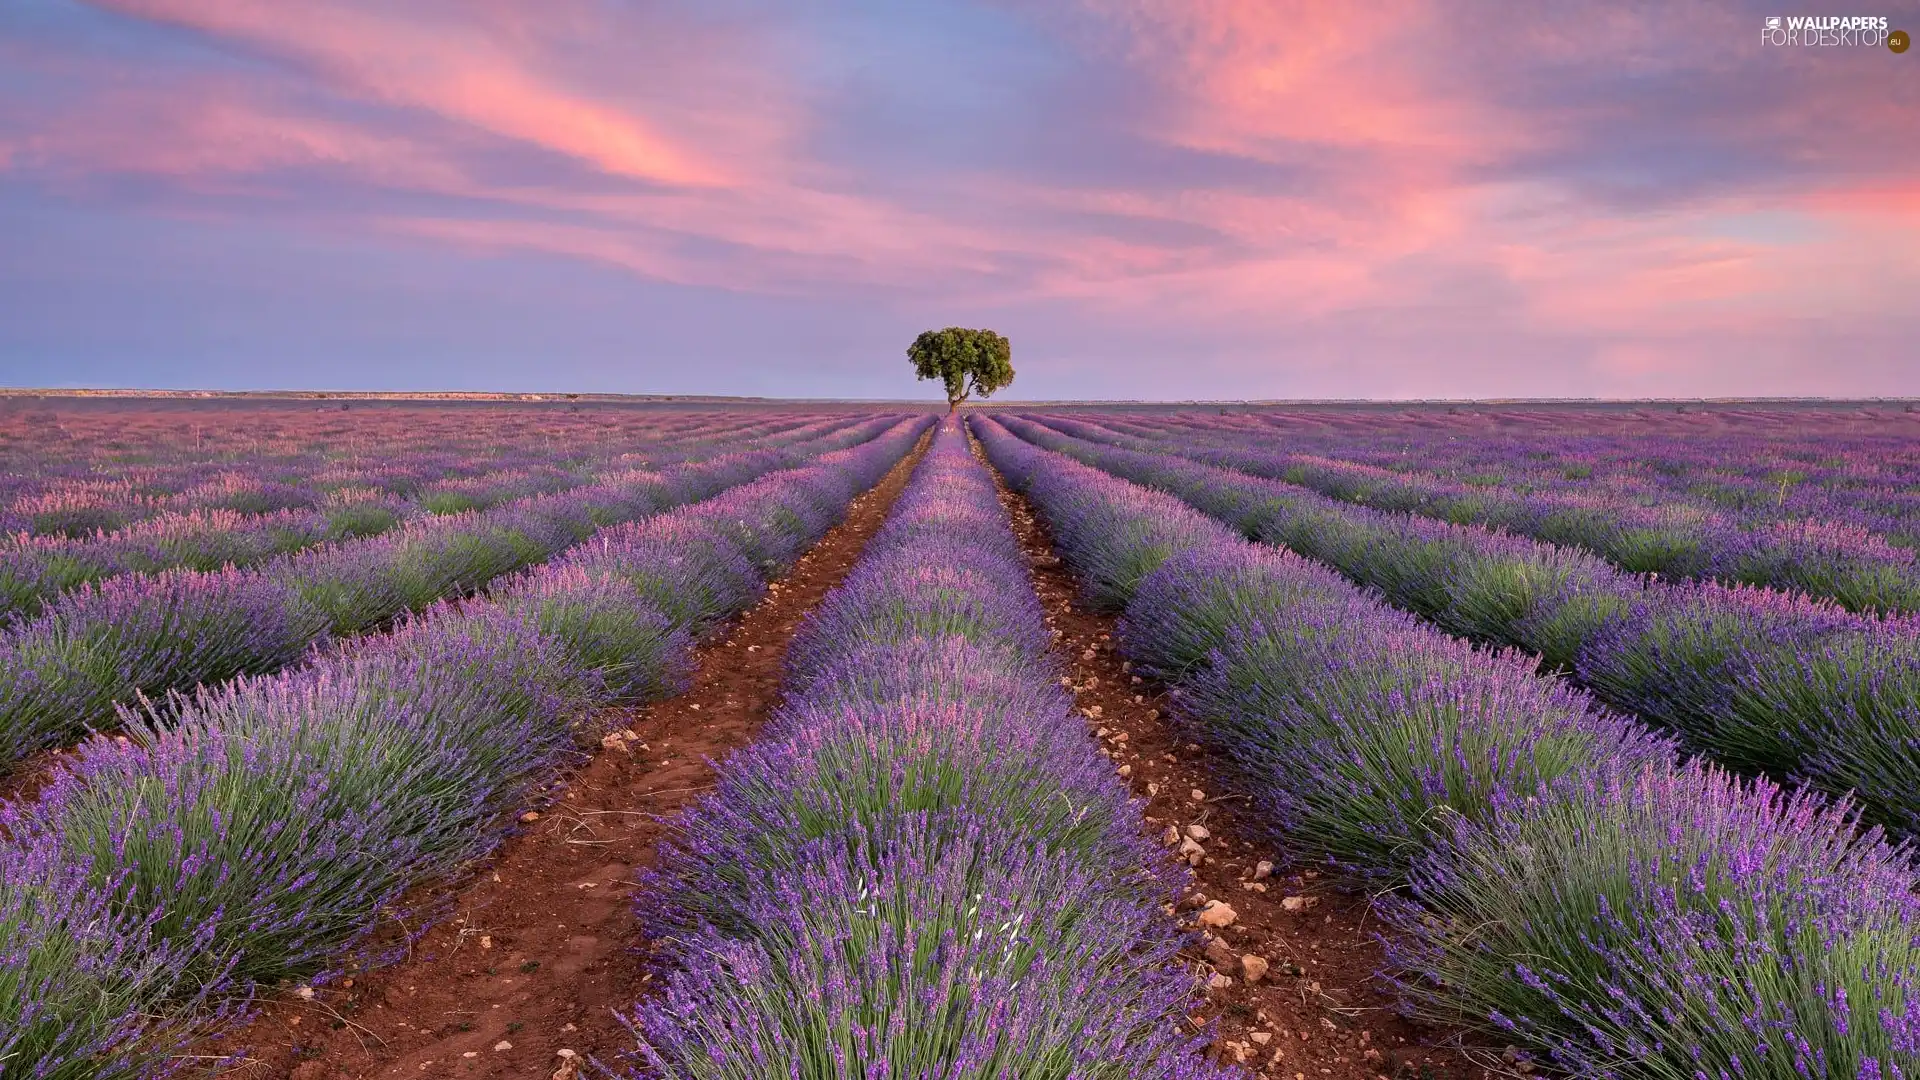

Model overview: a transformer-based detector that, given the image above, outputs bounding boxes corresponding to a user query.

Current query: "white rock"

[1196,901,1238,928]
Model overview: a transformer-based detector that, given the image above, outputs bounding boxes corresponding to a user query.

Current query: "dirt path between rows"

[989,472,1503,1080]
[208,441,927,1080]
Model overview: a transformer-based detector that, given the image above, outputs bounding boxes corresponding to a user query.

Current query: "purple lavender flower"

[1577,580,1872,773]
[1388,759,1920,1078]
[628,819,1225,1080]
[0,567,328,762]
[494,565,694,703]
[555,516,763,636]
[0,843,238,1080]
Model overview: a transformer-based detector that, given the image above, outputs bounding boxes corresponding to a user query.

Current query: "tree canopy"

[907,327,1014,413]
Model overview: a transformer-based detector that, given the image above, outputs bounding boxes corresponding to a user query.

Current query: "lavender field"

[4,398,1920,1079]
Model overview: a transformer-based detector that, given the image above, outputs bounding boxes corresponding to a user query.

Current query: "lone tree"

[907,327,1013,413]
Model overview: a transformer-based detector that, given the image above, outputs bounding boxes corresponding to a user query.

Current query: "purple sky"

[1,1,1916,401]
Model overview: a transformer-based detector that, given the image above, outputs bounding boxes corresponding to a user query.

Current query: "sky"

[0,1,1916,401]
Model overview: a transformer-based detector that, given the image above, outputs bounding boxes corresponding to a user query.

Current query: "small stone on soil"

[1197,901,1238,928]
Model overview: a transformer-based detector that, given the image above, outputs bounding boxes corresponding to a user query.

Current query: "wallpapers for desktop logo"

[1761,14,1908,50]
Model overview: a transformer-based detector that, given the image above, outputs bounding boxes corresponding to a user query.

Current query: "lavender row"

[0,416,908,774]
[1037,413,1920,615]
[996,414,1920,842]
[0,417,929,1078]
[0,409,855,541]
[974,416,1920,1080]
[0,411,858,525]
[10,454,569,539]
[618,419,1225,1079]
[0,415,876,622]
[0,406,818,490]
[1079,409,1920,548]
[0,412,872,621]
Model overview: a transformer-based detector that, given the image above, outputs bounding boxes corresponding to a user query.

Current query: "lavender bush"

[0,848,234,1080]
[1576,581,1871,773]
[632,821,1218,1080]
[1735,627,1920,837]
[555,517,763,635]
[495,567,694,702]
[783,557,1053,683]
[650,687,1161,942]
[0,568,328,762]
[1388,760,1920,1079]
[1117,541,1347,680]
[1182,597,1674,879]
[5,605,592,985]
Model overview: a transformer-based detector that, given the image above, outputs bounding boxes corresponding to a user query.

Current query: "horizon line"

[3,388,1918,408]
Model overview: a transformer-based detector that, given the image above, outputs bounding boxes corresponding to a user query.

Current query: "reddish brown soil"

[205,441,926,1080]
[991,476,1510,1080]
[0,747,67,807]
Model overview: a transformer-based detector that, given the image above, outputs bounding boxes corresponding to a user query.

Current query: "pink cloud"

[95,0,762,189]
[0,0,1911,397]
[12,85,464,192]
